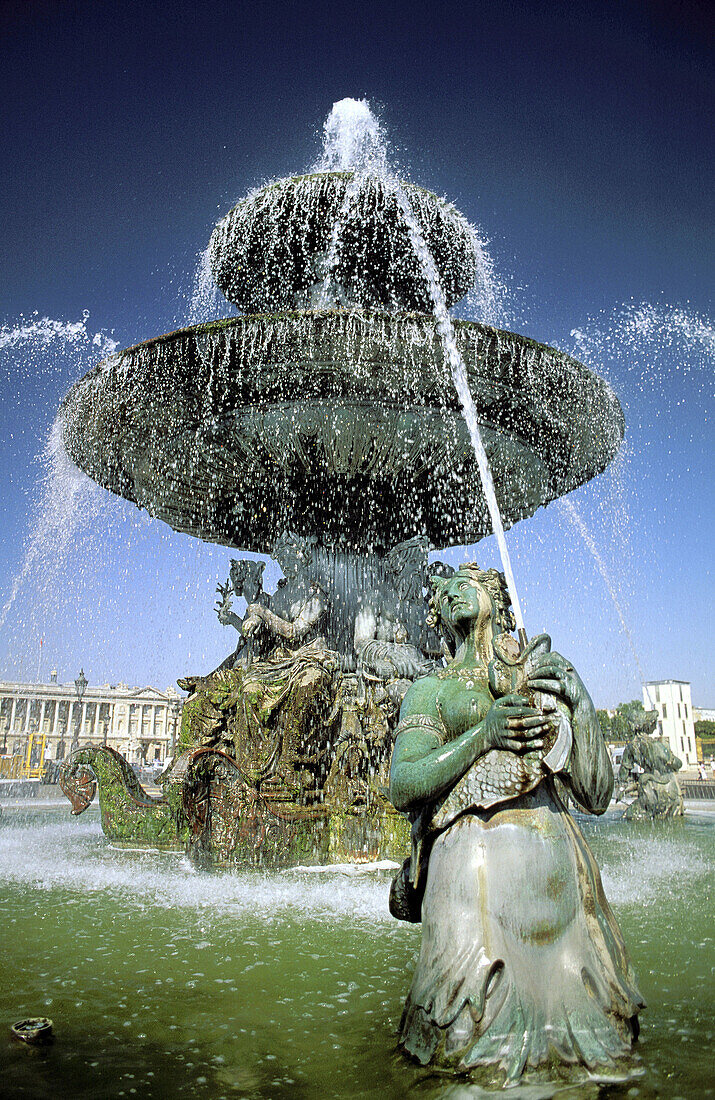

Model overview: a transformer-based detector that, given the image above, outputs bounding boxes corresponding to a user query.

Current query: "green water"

[0,804,712,1099]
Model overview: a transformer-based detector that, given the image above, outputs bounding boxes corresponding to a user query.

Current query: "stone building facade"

[0,674,183,767]
[642,679,697,766]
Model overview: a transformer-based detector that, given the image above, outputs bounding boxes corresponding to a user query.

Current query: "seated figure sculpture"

[389,563,643,1084]
[213,557,270,670]
[354,537,441,680]
[618,714,684,820]
[179,534,338,801]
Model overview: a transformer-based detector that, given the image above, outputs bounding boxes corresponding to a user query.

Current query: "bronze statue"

[618,719,684,820]
[214,557,269,670]
[354,536,440,679]
[389,563,643,1084]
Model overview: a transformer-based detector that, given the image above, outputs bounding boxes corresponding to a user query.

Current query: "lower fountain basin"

[60,308,624,553]
[1,802,711,1098]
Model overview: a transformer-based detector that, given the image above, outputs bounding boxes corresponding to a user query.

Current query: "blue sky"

[0,0,712,707]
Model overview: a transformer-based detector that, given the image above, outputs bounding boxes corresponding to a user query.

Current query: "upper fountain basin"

[59,309,624,555]
[208,173,478,313]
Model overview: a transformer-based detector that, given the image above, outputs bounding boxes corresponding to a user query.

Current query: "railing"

[681,781,715,800]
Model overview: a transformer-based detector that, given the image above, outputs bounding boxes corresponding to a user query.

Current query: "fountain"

[56,101,623,871]
[2,99,712,1099]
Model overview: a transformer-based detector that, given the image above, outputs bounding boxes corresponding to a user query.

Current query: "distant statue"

[354,536,440,680]
[618,716,684,820]
[388,563,643,1084]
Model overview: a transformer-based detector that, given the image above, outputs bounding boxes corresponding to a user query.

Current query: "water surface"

[0,805,711,1098]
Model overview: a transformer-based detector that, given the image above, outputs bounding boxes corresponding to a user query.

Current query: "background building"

[0,673,183,773]
[642,680,697,766]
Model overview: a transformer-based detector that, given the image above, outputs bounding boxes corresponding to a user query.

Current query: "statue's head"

[383,536,430,600]
[427,563,516,643]
[230,557,266,598]
[272,532,317,579]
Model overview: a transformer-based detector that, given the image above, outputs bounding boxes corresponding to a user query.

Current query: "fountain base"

[59,662,411,868]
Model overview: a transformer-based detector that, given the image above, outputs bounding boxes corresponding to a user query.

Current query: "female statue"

[389,563,643,1084]
[179,535,337,798]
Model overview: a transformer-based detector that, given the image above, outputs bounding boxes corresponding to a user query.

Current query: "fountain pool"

[1,801,712,1099]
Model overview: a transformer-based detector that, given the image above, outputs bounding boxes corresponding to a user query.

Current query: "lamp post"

[71,668,88,754]
[169,697,181,758]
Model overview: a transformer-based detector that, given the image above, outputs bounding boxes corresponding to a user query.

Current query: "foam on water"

[596,825,712,908]
[0,813,396,923]
[0,810,710,922]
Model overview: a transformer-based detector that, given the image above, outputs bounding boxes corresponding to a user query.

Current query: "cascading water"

[389,181,528,642]
[312,98,527,640]
[1,98,713,1100]
[0,314,119,633]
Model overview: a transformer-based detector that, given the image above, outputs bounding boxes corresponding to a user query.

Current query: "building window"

[662,703,667,719]
[684,704,688,718]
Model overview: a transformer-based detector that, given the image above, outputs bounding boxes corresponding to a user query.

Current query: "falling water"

[558,498,646,682]
[0,423,106,632]
[563,299,714,685]
[187,243,234,325]
[0,311,117,356]
[314,100,527,637]
[389,181,527,639]
[0,314,119,631]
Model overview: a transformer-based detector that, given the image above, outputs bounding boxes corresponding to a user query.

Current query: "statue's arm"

[528,654,613,814]
[245,588,326,642]
[390,680,548,813]
[215,582,244,633]
[354,605,378,652]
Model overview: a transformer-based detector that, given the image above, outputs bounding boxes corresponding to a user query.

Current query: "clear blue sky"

[0,0,712,708]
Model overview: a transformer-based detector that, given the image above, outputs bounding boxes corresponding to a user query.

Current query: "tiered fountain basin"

[60,308,624,553]
[209,172,477,312]
[56,160,625,872]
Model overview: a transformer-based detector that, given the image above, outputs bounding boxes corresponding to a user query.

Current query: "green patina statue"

[617,714,684,821]
[388,563,643,1084]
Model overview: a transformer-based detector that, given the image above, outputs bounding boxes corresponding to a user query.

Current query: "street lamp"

[71,668,88,754]
[169,697,181,758]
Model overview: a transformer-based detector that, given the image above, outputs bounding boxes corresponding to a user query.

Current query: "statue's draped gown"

[399,686,644,1082]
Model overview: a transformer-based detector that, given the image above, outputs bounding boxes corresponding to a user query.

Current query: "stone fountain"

[57,116,624,869]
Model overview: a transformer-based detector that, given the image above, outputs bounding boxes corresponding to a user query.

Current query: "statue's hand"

[241,605,263,637]
[481,693,550,754]
[215,581,233,624]
[527,652,583,709]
